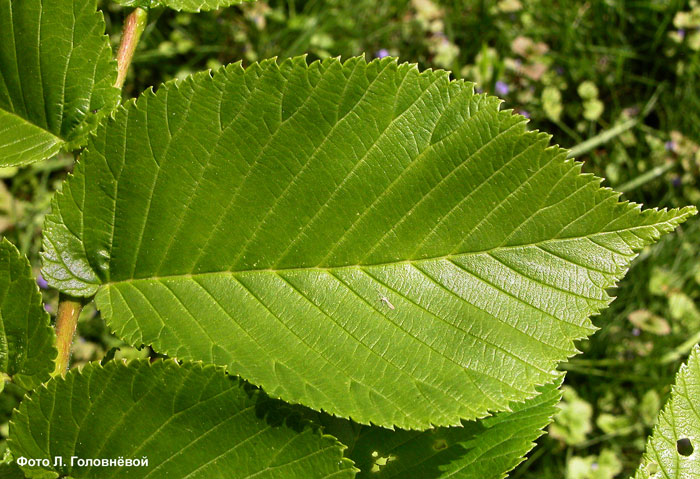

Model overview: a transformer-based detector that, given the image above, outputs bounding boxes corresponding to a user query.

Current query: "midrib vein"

[97,223,667,287]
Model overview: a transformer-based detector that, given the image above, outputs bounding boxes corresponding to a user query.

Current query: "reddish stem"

[114,7,148,89]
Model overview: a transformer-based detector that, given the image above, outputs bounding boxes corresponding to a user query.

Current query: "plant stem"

[568,357,631,367]
[566,117,637,159]
[661,330,700,364]
[573,424,642,449]
[114,7,148,90]
[615,162,675,193]
[53,295,85,377]
[50,7,147,377]
[566,85,661,159]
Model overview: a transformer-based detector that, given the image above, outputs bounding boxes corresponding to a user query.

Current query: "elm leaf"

[0,239,55,390]
[635,345,700,479]
[114,0,254,13]
[0,0,119,166]
[326,379,562,478]
[41,56,696,429]
[8,360,356,479]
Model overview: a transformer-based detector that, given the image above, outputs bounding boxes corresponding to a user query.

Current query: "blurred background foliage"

[1,0,699,477]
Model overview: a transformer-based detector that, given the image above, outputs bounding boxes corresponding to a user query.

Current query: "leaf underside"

[0,0,119,166]
[114,0,255,13]
[635,345,700,479]
[9,360,356,479]
[0,238,55,390]
[42,56,696,429]
[327,378,561,478]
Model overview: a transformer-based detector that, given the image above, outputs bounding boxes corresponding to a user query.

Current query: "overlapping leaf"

[0,239,55,390]
[114,0,254,12]
[321,379,561,478]
[42,56,696,429]
[635,345,700,479]
[0,462,24,479]
[9,360,356,479]
[0,0,119,167]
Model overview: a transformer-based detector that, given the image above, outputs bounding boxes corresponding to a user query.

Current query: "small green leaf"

[0,0,119,166]
[114,0,255,13]
[42,56,696,430]
[549,386,593,446]
[635,345,700,479]
[0,239,56,390]
[9,360,356,479]
[344,379,562,478]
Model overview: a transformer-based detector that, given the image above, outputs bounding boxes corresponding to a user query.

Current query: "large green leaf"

[42,56,696,429]
[114,0,254,12]
[0,239,55,390]
[635,345,700,479]
[0,0,119,167]
[323,379,561,478]
[9,360,356,479]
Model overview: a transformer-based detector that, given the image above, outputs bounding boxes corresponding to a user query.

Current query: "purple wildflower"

[665,140,676,152]
[376,49,390,59]
[36,273,48,290]
[672,176,682,187]
[519,110,531,118]
[632,327,641,337]
[495,80,509,96]
[44,303,53,314]
[678,29,686,39]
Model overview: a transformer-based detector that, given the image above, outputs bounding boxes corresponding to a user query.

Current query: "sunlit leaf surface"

[42,56,695,429]
[0,239,55,389]
[0,0,118,166]
[9,360,356,479]
[635,345,700,479]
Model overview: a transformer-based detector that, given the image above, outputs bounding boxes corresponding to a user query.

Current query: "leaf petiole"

[52,295,87,377]
[114,7,149,90]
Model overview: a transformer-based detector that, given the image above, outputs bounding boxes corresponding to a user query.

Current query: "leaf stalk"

[114,7,148,90]
[52,295,86,377]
